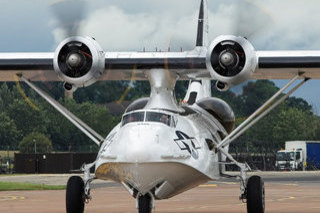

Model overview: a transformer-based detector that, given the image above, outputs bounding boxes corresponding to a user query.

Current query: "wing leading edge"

[0,50,209,81]
[0,53,57,81]
[254,51,320,79]
[2,50,320,81]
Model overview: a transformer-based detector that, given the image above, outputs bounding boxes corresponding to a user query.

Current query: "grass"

[0,182,65,191]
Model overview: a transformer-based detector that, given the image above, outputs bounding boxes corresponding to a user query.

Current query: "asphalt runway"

[0,172,319,213]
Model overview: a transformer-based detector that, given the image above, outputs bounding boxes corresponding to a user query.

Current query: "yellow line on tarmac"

[215,181,237,185]
[0,196,25,201]
[199,184,217,187]
[284,184,298,186]
[277,196,295,201]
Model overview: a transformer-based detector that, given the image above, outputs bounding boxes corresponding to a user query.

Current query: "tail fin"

[183,0,211,105]
[196,0,209,47]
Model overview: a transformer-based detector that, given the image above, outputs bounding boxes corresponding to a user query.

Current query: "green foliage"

[19,132,52,154]
[272,107,317,141]
[228,80,318,154]
[0,112,21,149]
[73,81,151,103]
[237,80,279,115]
[43,98,118,152]
[8,99,47,136]
[0,83,13,110]
[0,79,319,156]
[286,97,312,112]
[0,181,65,191]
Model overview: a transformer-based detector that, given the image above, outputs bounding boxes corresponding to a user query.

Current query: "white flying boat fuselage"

[95,107,228,199]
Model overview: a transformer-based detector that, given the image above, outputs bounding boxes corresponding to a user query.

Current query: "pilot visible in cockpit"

[129,116,135,122]
[160,114,169,125]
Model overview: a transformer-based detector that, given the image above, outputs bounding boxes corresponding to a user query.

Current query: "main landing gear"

[237,164,265,213]
[66,176,85,213]
[246,176,265,213]
[222,162,265,213]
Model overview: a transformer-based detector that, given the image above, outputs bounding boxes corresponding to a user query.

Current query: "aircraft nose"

[121,126,159,162]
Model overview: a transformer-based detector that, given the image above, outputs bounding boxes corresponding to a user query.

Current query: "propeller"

[232,0,274,40]
[50,0,88,38]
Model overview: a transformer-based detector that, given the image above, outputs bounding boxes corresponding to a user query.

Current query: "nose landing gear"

[138,194,152,213]
[137,192,154,213]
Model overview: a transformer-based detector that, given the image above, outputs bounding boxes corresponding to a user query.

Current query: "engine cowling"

[54,36,105,90]
[196,97,235,134]
[206,35,257,91]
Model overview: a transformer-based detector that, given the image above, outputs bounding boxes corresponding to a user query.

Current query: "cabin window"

[146,112,171,126]
[122,112,145,126]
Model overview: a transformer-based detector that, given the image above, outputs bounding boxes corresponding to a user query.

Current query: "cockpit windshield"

[121,111,172,127]
[146,112,171,126]
[122,112,145,126]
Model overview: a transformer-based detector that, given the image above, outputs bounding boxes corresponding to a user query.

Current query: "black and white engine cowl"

[53,36,105,91]
[206,35,257,91]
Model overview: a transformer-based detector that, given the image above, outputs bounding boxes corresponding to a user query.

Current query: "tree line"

[0,80,319,154]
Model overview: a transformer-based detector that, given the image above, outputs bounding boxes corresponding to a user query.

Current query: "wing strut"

[217,73,309,149]
[18,74,104,146]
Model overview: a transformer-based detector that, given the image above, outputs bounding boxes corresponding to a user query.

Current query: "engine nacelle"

[54,36,105,90]
[206,35,257,90]
[196,97,235,134]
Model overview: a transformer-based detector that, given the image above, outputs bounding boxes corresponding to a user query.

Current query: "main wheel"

[138,193,152,213]
[246,175,265,213]
[66,176,85,213]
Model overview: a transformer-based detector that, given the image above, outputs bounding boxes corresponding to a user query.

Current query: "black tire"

[246,175,265,213]
[138,194,152,213]
[66,176,85,213]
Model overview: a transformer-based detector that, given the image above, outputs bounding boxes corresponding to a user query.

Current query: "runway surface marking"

[0,172,319,213]
[0,196,25,201]
[199,184,217,187]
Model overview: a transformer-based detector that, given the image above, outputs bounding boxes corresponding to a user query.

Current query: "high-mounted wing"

[1,0,320,90]
[255,51,320,79]
[0,53,56,81]
[0,49,207,80]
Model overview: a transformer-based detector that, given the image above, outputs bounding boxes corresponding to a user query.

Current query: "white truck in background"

[275,141,320,171]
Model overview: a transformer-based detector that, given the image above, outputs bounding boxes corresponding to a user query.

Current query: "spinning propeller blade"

[51,0,88,37]
[232,0,274,39]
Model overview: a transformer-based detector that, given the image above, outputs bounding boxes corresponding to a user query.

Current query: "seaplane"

[1,0,320,212]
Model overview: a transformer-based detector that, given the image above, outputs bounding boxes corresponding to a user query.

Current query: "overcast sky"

[0,0,320,113]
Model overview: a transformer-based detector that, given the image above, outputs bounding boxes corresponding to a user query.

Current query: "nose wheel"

[138,193,153,213]
[246,175,265,213]
[66,176,85,213]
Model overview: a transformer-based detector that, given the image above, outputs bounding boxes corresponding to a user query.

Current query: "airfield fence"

[14,153,96,174]
[13,152,319,174]
[226,152,276,171]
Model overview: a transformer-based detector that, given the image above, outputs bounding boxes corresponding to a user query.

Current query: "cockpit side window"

[146,112,171,126]
[122,112,145,126]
